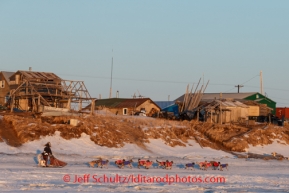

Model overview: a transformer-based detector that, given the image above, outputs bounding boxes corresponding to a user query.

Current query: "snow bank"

[248,140,289,157]
[0,130,232,159]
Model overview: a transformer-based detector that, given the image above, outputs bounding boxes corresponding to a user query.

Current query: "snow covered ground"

[0,131,289,192]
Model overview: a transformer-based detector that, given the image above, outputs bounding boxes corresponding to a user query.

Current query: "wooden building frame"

[6,71,94,113]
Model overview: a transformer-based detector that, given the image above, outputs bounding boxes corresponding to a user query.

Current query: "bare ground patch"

[1,113,289,152]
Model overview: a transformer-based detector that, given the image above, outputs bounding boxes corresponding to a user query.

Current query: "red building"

[275,107,289,119]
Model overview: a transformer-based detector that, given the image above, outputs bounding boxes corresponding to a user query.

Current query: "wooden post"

[78,91,82,111]
[67,98,71,110]
[38,95,40,106]
[211,109,212,123]
[32,97,36,112]
[220,103,222,125]
[78,99,82,111]
[10,95,15,112]
[90,99,95,115]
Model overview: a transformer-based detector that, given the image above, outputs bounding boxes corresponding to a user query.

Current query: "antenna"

[260,71,264,95]
[109,49,113,98]
[137,90,144,98]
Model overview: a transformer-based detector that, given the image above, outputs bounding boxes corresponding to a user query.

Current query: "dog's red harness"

[145,161,153,167]
[166,161,173,167]
[213,162,219,167]
[138,160,146,166]
[115,160,123,165]
[158,161,166,166]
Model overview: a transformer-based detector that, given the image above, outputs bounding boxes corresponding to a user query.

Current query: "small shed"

[241,100,272,116]
[204,99,249,124]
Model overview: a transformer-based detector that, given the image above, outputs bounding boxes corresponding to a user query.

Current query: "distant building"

[154,101,175,110]
[203,99,249,123]
[276,107,289,119]
[154,101,179,116]
[89,98,161,116]
[175,92,276,114]
[0,71,15,105]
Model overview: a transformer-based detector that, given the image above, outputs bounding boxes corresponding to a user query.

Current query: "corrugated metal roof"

[95,98,127,108]
[116,98,149,108]
[18,71,61,80]
[233,100,249,108]
[1,71,15,82]
[95,98,160,109]
[218,100,239,107]
[205,99,248,109]
[175,92,257,102]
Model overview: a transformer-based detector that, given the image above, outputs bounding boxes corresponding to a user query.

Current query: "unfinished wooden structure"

[6,71,94,113]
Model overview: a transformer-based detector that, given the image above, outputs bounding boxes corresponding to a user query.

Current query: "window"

[123,108,128,115]
[0,81,4,88]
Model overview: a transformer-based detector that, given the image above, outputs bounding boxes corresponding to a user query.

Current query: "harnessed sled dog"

[219,163,229,171]
[120,159,133,169]
[138,159,154,169]
[198,161,211,170]
[156,160,173,169]
[185,162,195,170]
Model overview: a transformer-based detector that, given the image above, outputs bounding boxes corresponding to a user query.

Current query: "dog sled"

[37,154,67,168]
[49,155,67,167]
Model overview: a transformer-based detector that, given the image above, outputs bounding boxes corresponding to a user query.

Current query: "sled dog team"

[38,142,227,170]
[193,161,229,171]
[88,158,229,171]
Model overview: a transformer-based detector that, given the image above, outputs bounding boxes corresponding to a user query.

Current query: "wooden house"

[91,98,161,116]
[0,71,15,105]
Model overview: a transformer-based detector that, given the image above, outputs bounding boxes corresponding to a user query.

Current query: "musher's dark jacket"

[43,146,52,155]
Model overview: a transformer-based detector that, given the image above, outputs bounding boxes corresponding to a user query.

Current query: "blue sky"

[0,0,289,106]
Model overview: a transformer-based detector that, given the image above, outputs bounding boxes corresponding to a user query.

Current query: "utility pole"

[109,49,113,98]
[260,71,264,95]
[235,85,244,93]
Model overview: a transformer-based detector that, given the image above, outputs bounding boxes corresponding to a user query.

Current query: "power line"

[224,74,259,93]
[242,85,289,92]
[275,102,289,106]
[2,68,289,93]
[270,96,289,102]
